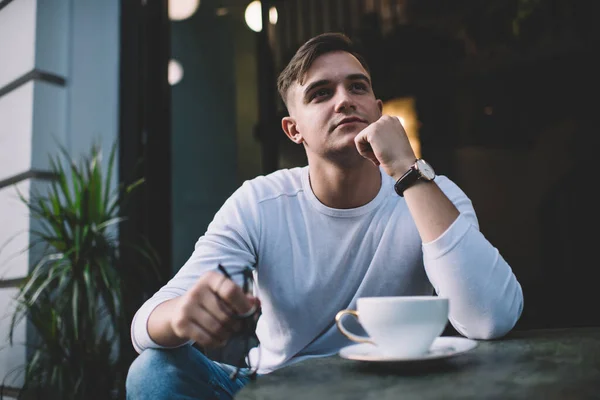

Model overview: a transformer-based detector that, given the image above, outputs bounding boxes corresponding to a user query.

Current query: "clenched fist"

[354,115,417,180]
[148,270,260,349]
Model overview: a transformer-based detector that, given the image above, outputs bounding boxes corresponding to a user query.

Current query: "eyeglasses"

[217,264,261,381]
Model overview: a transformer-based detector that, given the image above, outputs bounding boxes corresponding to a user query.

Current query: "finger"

[208,272,255,315]
[195,306,236,340]
[354,131,371,155]
[171,297,227,343]
[175,317,225,348]
[354,129,369,150]
[199,291,243,332]
[354,133,380,165]
[234,294,261,318]
[358,150,380,166]
[365,155,380,166]
[248,295,262,322]
[199,285,236,317]
[247,293,261,308]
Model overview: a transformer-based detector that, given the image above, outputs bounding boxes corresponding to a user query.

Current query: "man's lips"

[335,117,368,128]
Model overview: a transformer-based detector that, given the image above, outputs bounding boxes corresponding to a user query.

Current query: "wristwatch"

[394,159,436,197]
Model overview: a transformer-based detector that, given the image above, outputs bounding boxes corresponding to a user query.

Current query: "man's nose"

[334,90,356,113]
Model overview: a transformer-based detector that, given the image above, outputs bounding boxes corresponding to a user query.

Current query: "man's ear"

[376,99,383,116]
[282,117,303,144]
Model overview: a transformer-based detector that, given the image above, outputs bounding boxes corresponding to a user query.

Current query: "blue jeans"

[126,345,251,399]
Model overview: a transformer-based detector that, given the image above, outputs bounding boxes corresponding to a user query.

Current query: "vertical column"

[257,0,279,174]
[169,0,235,271]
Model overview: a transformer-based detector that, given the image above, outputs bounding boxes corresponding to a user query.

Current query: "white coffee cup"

[335,296,449,358]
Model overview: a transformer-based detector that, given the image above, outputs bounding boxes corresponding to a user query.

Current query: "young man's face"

[282,51,383,164]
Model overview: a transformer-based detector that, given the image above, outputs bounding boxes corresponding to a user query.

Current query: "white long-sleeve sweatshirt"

[131,166,523,374]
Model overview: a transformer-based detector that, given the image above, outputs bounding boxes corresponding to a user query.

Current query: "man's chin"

[332,127,362,144]
[328,137,363,156]
[325,147,367,167]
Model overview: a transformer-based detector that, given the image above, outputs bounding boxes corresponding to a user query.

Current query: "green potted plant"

[2,143,161,399]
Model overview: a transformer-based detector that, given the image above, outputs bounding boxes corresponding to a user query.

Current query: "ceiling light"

[169,0,200,21]
[245,1,278,32]
[168,59,184,85]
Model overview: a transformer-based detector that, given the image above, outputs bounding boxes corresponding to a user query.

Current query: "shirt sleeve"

[422,176,524,339]
[130,181,262,353]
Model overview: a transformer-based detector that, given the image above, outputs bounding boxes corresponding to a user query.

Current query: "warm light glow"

[168,59,184,85]
[269,6,278,24]
[245,1,278,32]
[169,0,200,21]
[215,7,229,17]
[382,97,421,158]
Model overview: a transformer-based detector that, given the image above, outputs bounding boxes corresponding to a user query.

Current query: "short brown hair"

[277,32,371,108]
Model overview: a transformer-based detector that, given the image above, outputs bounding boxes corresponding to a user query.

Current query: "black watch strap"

[394,166,420,197]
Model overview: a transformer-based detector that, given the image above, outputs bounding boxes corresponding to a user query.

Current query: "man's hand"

[355,115,459,242]
[148,270,259,349]
[354,115,417,180]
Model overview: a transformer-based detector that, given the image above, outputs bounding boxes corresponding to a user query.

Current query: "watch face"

[416,159,435,180]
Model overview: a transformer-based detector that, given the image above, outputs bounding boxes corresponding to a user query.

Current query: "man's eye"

[350,82,367,91]
[311,88,331,100]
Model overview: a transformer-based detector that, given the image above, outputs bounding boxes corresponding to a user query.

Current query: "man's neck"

[307,159,382,209]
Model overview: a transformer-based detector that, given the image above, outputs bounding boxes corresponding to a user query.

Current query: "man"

[126,32,523,399]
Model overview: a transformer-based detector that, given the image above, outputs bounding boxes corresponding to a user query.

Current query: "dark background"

[120,0,599,341]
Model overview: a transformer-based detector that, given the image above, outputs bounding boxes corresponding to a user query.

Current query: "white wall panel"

[0,0,37,89]
[0,82,34,181]
[0,287,26,388]
[0,180,30,280]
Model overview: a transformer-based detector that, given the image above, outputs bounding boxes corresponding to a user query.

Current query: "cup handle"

[335,309,375,345]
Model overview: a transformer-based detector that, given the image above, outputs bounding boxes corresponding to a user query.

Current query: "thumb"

[246,294,261,308]
[246,294,261,321]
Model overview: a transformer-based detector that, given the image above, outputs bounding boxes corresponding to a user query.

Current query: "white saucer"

[338,336,478,362]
